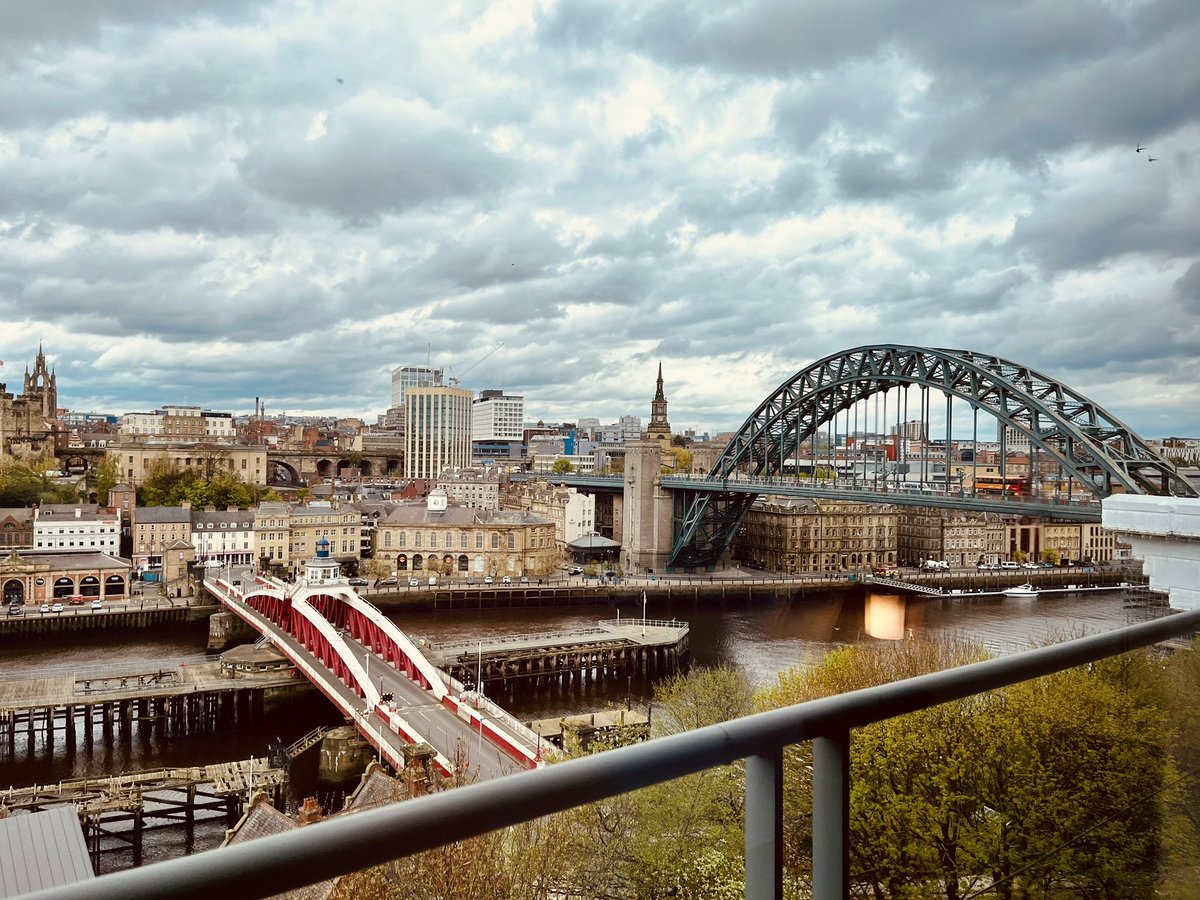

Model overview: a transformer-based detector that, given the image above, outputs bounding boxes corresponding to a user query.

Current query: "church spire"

[646,361,671,444]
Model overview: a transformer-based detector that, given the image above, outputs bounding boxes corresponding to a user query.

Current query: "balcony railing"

[29,607,1200,900]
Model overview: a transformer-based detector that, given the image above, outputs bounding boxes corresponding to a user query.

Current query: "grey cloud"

[238,109,514,218]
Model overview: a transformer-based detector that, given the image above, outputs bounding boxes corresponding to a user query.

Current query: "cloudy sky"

[2,0,1198,439]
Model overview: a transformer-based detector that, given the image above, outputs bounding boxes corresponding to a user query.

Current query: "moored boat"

[1003,582,1038,598]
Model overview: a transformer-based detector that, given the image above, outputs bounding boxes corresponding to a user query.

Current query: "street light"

[642,591,647,637]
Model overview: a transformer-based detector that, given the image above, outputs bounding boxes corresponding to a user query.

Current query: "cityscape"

[4,0,1200,896]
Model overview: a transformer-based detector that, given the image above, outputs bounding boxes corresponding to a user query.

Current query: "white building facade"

[472,391,524,441]
[32,505,121,555]
[405,385,473,479]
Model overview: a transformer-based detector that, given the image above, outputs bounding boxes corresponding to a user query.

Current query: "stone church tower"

[0,343,61,459]
[644,362,672,447]
[22,344,57,419]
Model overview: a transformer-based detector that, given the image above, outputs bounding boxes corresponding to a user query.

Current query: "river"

[0,585,1175,872]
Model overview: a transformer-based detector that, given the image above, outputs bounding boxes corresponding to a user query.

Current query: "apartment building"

[32,505,121,555]
[732,498,898,574]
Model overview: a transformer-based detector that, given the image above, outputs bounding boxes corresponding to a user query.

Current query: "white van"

[428,576,438,586]
[998,561,1020,569]
[202,560,224,569]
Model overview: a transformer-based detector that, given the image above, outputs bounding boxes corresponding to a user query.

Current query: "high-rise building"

[405,385,473,479]
[390,366,443,408]
[472,390,524,441]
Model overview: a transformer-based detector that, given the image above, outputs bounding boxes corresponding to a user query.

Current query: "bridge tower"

[621,441,676,575]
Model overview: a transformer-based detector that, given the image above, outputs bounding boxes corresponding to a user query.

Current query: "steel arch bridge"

[669,344,1195,569]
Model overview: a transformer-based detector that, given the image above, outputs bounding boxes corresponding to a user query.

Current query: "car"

[483,576,494,584]
[67,596,86,606]
[7,605,22,616]
[51,603,64,613]
[40,603,50,613]
[1021,562,1039,570]
[379,576,398,585]
[202,559,224,569]
[998,561,1020,569]
[568,567,583,575]
[91,599,103,610]
[519,576,529,584]
[428,576,438,586]
[348,577,368,586]
[408,578,420,586]
[501,576,512,584]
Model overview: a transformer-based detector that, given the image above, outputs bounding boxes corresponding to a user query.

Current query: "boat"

[1003,582,1038,598]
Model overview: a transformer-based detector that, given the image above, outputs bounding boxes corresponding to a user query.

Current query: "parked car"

[501,576,512,584]
[7,605,22,616]
[998,561,1021,569]
[519,576,529,584]
[379,576,398,586]
[202,559,224,569]
[348,577,368,586]
[39,603,50,613]
[568,567,583,575]
[51,602,64,613]
[428,576,438,586]
[408,578,420,587]
[483,576,494,584]
[67,596,86,606]
[91,599,103,610]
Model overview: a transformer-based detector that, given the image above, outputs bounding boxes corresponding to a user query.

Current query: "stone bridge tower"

[621,441,675,575]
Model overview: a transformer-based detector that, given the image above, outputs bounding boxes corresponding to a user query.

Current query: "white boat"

[1003,582,1038,598]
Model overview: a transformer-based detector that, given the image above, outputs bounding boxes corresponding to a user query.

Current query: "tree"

[551,458,574,474]
[94,454,119,506]
[760,639,1174,897]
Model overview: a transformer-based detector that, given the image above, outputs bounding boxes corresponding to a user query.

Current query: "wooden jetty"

[0,660,305,753]
[420,618,690,690]
[527,707,652,750]
[0,757,286,868]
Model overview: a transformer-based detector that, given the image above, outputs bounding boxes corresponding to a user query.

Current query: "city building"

[120,405,236,440]
[436,467,502,510]
[108,442,268,487]
[732,498,898,574]
[374,490,558,579]
[507,479,596,547]
[254,501,362,577]
[391,365,444,409]
[472,390,524,462]
[0,508,34,552]
[131,506,193,577]
[190,507,256,568]
[404,385,473,480]
[0,550,131,607]
[32,505,120,555]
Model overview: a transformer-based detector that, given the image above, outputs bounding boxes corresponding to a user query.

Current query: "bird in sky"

[336,77,343,84]
[1136,142,1145,153]
[1148,156,1158,162]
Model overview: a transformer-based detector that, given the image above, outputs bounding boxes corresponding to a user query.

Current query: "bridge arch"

[670,344,1194,569]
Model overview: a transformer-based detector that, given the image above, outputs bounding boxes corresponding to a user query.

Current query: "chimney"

[298,797,322,825]
[75,508,81,518]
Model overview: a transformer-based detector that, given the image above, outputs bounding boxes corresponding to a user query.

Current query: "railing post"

[745,749,783,900]
[812,730,850,898]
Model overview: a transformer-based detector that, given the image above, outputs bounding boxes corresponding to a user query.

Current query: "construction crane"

[448,343,504,387]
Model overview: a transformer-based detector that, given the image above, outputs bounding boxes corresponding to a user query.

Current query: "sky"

[1,0,1198,440]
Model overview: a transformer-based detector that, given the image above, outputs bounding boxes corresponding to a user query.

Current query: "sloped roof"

[0,806,94,897]
[566,532,621,550]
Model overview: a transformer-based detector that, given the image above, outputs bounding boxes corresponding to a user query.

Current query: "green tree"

[94,454,119,506]
[551,458,574,474]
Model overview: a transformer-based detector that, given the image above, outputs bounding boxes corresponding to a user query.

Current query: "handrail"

[26,608,1200,900]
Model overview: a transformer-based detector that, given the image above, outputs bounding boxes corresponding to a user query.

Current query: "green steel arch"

[669,344,1195,569]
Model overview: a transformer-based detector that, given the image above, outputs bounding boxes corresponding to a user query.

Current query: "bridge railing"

[39,606,1200,900]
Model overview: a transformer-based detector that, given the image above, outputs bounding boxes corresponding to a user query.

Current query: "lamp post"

[363,649,371,713]
[642,591,647,637]
[475,640,483,708]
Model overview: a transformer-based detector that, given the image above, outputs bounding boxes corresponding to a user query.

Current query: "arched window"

[396,554,408,571]
[104,575,125,597]
[413,554,424,570]
[457,554,468,572]
[53,576,75,599]
[80,576,101,598]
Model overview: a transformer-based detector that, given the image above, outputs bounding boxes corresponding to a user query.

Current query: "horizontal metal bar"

[27,608,1200,900]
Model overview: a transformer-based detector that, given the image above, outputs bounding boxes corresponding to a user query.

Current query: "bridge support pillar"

[622,441,675,576]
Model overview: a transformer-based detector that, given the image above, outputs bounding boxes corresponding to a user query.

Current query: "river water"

[0,585,1175,872]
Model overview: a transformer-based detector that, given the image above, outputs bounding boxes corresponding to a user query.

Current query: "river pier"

[0,659,306,753]
[420,618,690,691]
[0,757,286,868]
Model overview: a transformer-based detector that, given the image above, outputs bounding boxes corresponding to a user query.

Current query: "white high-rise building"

[405,385,473,479]
[390,366,444,408]
[472,390,524,441]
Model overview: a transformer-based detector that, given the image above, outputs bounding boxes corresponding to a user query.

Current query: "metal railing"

[27,608,1200,900]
